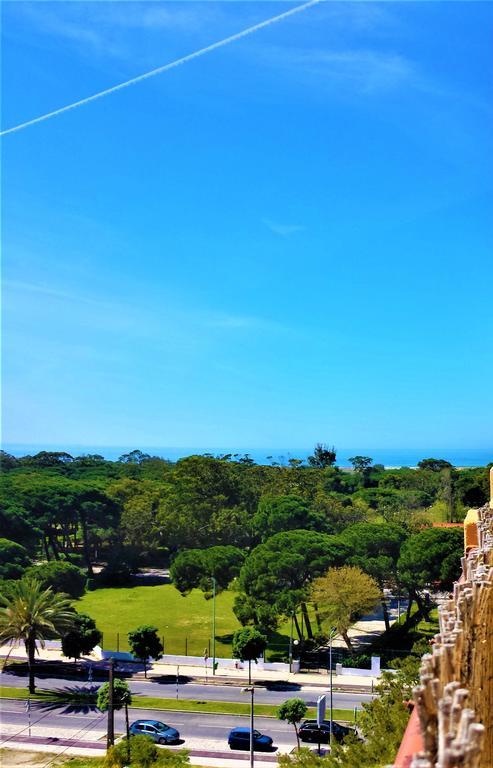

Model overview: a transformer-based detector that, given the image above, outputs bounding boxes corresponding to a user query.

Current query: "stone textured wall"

[411,469,493,768]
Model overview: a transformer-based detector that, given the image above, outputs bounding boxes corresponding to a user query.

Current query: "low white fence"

[335,655,381,677]
[97,647,299,673]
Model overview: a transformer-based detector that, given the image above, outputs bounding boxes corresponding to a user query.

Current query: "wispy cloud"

[260,45,417,95]
[10,2,228,61]
[4,279,285,338]
[262,218,305,237]
[205,313,286,333]
[3,279,111,306]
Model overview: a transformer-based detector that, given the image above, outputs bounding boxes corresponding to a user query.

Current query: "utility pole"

[107,657,115,749]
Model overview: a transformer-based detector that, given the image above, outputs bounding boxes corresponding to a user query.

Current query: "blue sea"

[3,444,492,468]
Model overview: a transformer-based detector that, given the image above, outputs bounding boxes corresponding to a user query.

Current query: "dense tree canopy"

[170,545,244,594]
[1,449,489,636]
[0,538,30,580]
[339,523,407,581]
[417,458,453,472]
[25,560,86,598]
[397,527,464,591]
[251,495,327,541]
[235,530,349,635]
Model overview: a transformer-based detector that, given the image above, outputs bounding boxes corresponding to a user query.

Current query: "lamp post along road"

[289,613,293,672]
[328,629,337,748]
[242,685,255,768]
[106,657,115,749]
[211,576,216,676]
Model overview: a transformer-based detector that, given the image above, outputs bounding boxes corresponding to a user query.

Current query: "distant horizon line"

[3,442,492,451]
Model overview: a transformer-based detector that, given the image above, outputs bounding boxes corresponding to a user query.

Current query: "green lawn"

[77,584,290,657]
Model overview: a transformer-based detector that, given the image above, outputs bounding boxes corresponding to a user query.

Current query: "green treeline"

[0,448,490,644]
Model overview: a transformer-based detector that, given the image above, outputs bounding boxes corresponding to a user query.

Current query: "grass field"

[77,584,291,657]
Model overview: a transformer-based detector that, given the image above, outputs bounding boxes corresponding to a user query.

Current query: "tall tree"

[61,613,102,662]
[97,678,133,751]
[397,527,464,614]
[348,456,373,472]
[231,627,267,684]
[310,566,381,651]
[109,478,166,559]
[417,458,453,472]
[170,546,244,595]
[0,577,75,692]
[277,698,308,751]
[157,455,251,549]
[118,450,151,464]
[128,625,164,678]
[308,444,337,469]
[338,523,407,630]
[236,530,349,637]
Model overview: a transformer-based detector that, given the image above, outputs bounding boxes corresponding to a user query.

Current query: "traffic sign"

[316,694,326,727]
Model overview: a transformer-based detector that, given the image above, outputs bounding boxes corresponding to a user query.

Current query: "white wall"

[98,648,299,673]
[335,656,380,677]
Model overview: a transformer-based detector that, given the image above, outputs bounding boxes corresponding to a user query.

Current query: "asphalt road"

[0,672,372,709]
[0,699,296,752]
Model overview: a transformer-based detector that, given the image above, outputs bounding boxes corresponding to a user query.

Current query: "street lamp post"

[328,629,337,748]
[289,638,299,674]
[107,657,115,749]
[211,576,216,676]
[241,685,255,768]
[289,613,293,672]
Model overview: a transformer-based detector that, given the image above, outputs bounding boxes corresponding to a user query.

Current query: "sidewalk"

[1,641,379,690]
[0,723,291,767]
[0,735,284,767]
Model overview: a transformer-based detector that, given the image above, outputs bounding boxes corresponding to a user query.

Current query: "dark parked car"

[228,727,274,751]
[129,720,180,744]
[299,719,353,744]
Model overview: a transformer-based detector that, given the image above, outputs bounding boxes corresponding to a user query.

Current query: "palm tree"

[0,577,76,693]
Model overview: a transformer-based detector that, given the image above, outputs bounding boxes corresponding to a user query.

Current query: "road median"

[0,686,353,721]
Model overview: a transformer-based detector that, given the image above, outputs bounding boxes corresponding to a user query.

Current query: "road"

[0,671,373,710]
[0,699,297,754]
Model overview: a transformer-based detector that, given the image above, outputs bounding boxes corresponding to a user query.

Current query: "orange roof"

[432,522,463,527]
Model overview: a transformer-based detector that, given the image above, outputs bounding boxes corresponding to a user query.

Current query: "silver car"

[129,719,180,744]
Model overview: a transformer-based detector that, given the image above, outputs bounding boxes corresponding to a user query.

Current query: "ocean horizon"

[2,443,492,468]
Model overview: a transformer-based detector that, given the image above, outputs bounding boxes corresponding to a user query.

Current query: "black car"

[228,727,274,751]
[299,719,353,744]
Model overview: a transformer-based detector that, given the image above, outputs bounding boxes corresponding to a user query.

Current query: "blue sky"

[2,1,493,451]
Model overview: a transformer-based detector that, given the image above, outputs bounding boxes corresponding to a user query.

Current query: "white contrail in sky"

[1,0,321,137]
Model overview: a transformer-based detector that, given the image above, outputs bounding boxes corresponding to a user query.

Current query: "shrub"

[25,561,86,598]
[0,539,30,580]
